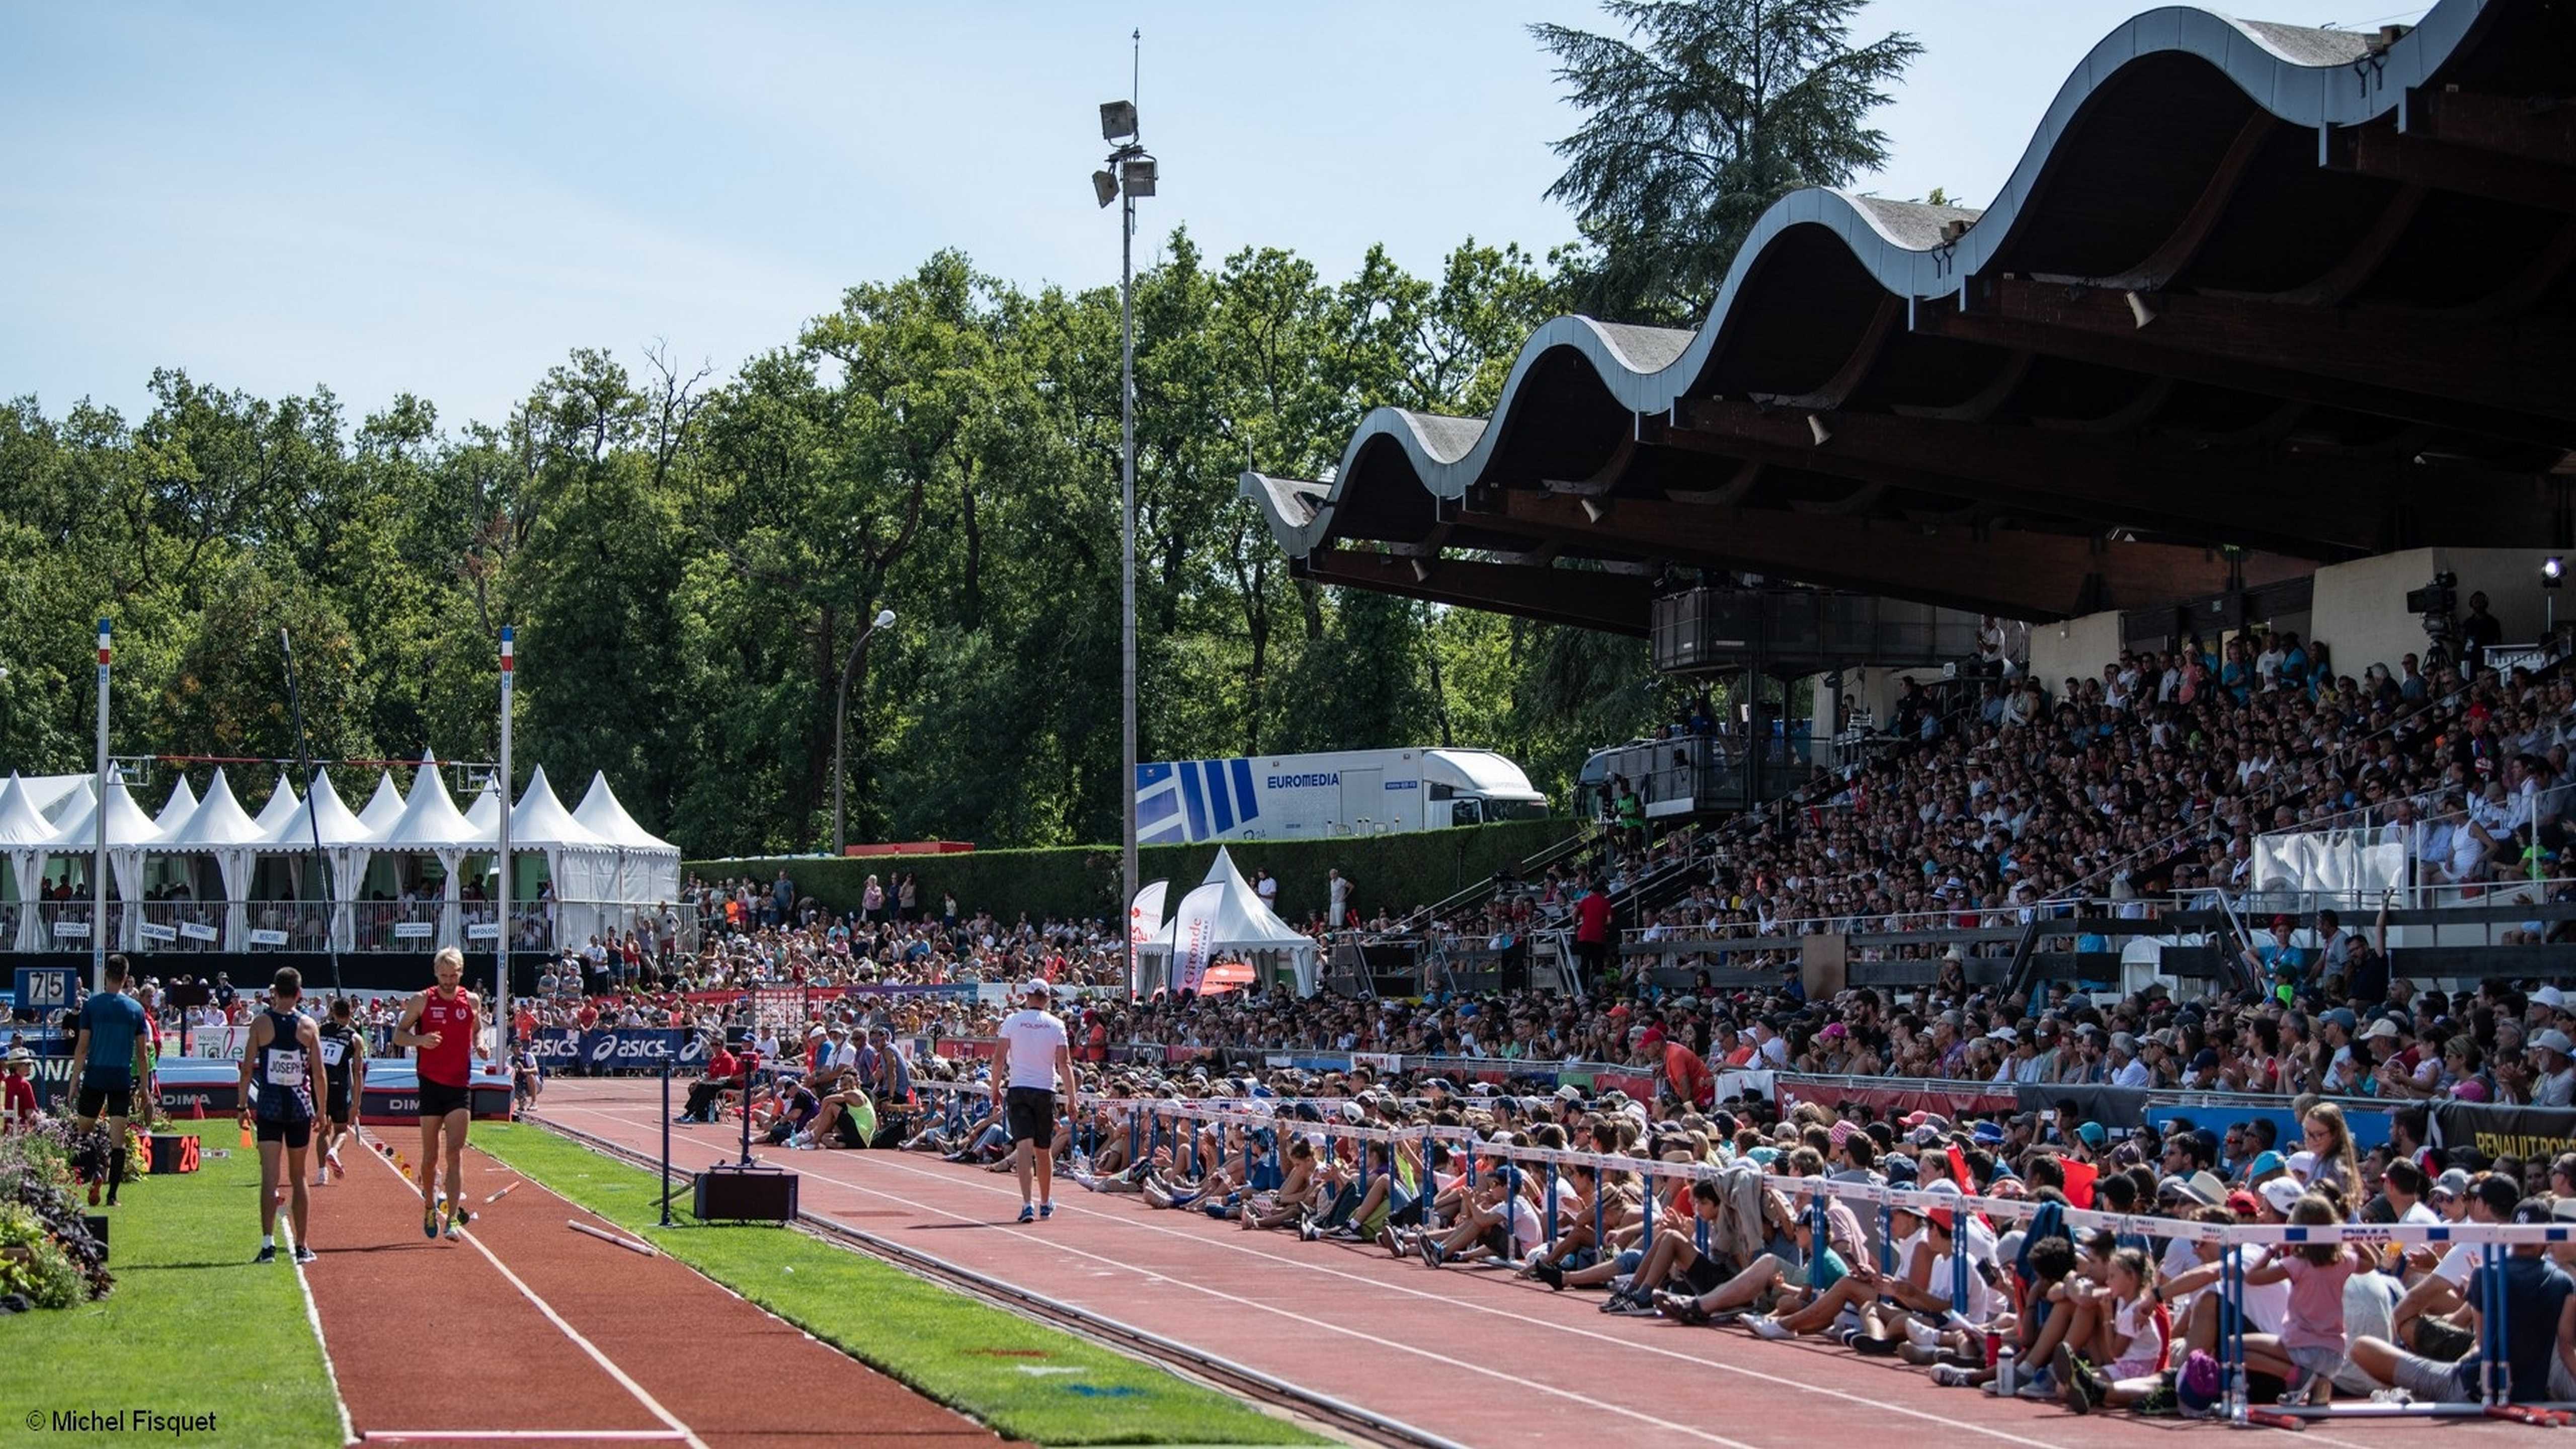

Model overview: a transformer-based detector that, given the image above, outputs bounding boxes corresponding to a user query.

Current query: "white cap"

[1021,978,1053,997]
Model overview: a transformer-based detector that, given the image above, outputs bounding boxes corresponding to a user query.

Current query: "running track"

[542,1078,2556,1449]
[299,1115,1007,1447]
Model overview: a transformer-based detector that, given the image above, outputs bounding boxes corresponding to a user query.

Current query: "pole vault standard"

[496,625,514,1080]
[92,620,109,992]
[279,628,341,996]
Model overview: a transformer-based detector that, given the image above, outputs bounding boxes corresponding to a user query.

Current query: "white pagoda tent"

[1136,847,1320,995]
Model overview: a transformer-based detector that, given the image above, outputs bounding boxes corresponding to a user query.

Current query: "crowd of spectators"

[855,971,2576,1417]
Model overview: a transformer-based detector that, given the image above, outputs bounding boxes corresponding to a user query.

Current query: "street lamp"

[832,607,898,855]
[1095,46,1155,998]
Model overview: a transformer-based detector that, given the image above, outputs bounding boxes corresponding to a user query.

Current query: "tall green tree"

[1533,0,1921,323]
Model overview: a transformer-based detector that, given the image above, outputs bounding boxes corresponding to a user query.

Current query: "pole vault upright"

[496,625,514,1079]
[92,619,109,991]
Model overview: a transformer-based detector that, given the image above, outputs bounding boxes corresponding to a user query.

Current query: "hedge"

[689,817,1573,925]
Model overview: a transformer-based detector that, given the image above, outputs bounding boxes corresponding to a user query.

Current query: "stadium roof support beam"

[2406,88,2576,170]
[1915,277,2576,444]
[1655,397,2557,556]
[2325,122,2576,215]
[1460,488,2266,621]
[1298,547,1652,636]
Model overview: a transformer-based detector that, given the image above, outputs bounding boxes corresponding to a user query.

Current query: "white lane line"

[286,1215,357,1447]
[574,1103,1762,1443]
[576,1110,2066,1449]
[358,1423,695,1433]
[354,1134,710,1449]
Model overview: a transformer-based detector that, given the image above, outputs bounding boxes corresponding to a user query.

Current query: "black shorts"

[324,1082,354,1121]
[417,1078,472,1119]
[1681,1255,1727,1297]
[75,1084,133,1120]
[1004,1087,1055,1144]
[832,1111,867,1149]
[257,1117,313,1150]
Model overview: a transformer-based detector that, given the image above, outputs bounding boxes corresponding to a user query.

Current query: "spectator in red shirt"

[1,1049,38,1128]
[1573,878,1613,987]
[680,1039,742,1124]
[1662,1037,1714,1109]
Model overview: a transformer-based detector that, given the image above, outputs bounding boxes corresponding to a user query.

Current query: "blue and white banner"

[523,1028,712,1072]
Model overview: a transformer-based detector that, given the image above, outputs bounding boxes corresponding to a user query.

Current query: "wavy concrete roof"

[1246,0,2575,623]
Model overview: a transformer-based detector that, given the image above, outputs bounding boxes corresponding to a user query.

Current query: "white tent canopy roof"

[512,766,607,847]
[250,774,302,836]
[261,770,372,849]
[377,759,485,850]
[573,771,675,853]
[152,777,200,835]
[47,771,163,849]
[17,774,93,823]
[354,772,407,836]
[159,769,268,846]
[0,776,58,846]
[464,781,501,834]
[1142,847,1314,953]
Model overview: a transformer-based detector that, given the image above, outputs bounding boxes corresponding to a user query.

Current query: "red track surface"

[301,1114,1006,1448]
[545,1078,2558,1449]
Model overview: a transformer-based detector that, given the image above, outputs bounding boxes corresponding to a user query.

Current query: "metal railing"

[7,898,703,956]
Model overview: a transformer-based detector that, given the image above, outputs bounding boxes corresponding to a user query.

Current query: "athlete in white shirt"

[990,979,1074,1223]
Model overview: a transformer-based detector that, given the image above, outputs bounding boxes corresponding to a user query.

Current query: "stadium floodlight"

[1097,37,1154,1001]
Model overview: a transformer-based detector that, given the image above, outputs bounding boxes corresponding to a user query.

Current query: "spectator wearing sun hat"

[2531,1028,2576,1107]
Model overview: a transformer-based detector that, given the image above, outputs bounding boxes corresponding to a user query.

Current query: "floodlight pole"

[832,610,895,856]
[1109,30,1147,1005]
[1119,145,1140,1003]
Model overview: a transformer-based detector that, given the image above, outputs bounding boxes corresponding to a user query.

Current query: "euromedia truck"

[1136,748,1549,845]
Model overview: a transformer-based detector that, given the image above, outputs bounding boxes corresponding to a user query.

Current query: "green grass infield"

[0,1122,344,1447]
[478,1123,1325,1447]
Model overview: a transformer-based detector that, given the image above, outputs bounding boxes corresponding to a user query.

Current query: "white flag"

[1170,880,1225,996]
[1128,880,1169,946]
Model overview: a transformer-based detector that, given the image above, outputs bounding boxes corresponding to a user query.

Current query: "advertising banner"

[1129,880,1169,946]
[2432,1100,2576,1164]
[1170,881,1225,997]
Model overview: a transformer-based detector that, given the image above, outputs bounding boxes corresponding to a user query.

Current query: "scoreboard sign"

[14,967,76,1017]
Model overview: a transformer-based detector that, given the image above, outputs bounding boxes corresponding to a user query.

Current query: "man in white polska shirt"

[990,978,1075,1224]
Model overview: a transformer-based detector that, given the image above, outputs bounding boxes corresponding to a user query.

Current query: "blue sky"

[2,1,2424,429]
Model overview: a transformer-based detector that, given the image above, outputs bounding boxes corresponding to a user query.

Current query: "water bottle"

[1994,1345,2018,1397]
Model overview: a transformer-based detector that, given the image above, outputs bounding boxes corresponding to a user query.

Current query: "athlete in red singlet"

[393,947,479,1240]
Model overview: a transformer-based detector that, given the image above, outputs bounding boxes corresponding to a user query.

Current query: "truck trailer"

[1135,747,1547,844]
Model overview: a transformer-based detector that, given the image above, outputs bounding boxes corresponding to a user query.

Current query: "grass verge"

[477,1123,1323,1446]
[0,1123,343,1447]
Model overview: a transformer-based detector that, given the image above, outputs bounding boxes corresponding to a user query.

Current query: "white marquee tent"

[1,761,680,955]
[572,771,682,912]
[0,776,60,949]
[1135,846,1320,995]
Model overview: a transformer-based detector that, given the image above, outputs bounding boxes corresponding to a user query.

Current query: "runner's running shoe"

[1039,1200,1054,1221]
[424,1209,440,1240]
[294,1244,318,1265]
[1018,1204,1036,1224]
[255,1244,278,1264]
